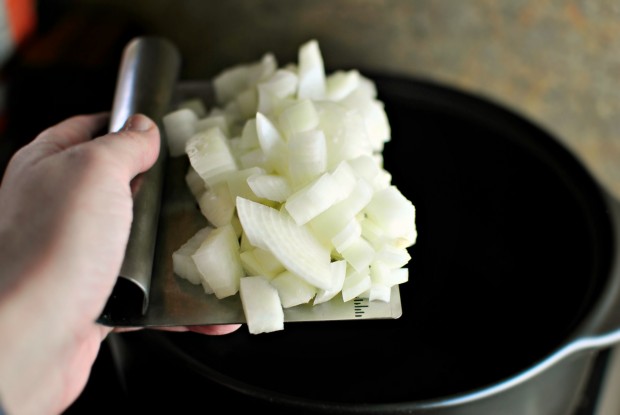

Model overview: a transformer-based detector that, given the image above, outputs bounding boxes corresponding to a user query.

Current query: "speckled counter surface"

[71,0,620,199]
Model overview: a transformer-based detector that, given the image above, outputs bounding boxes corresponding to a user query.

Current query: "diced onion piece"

[348,154,391,191]
[314,260,346,305]
[247,53,278,85]
[297,39,325,100]
[186,127,238,187]
[240,276,284,334]
[239,148,267,170]
[240,247,286,279]
[185,165,206,199]
[388,268,409,286]
[368,284,391,303]
[235,88,258,119]
[192,224,244,299]
[256,112,284,153]
[213,65,250,105]
[326,70,360,101]
[330,161,357,193]
[213,53,277,105]
[341,89,391,151]
[258,69,298,114]
[315,101,373,169]
[236,197,332,290]
[197,182,234,227]
[172,226,213,288]
[370,261,409,287]
[163,108,198,157]
[278,99,319,139]
[225,166,267,203]
[308,178,373,244]
[342,268,372,302]
[287,129,327,189]
[364,186,417,248]
[284,172,342,225]
[260,69,298,98]
[178,98,207,118]
[196,113,230,137]
[271,270,317,308]
[255,112,289,175]
[340,237,375,272]
[247,173,292,203]
[239,118,259,151]
[374,245,412,269]
[331,219,362,253]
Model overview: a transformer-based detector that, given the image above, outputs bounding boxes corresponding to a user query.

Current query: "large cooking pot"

[110,42,620,415]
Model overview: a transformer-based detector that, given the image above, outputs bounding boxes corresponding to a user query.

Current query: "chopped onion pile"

[164,40,417,334]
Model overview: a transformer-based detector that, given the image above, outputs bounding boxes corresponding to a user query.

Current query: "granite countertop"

[85,0,619,199]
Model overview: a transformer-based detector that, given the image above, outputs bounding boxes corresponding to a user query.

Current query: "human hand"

[0,113,240,415]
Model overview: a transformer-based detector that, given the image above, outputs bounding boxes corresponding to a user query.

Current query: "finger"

[187,324,242,336]
[35,112,110,150]
[86,113,161,181]
[111,325,243,336]
[9,113,110,168]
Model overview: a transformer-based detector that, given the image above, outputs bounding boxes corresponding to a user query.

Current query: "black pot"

[113,73,620,415]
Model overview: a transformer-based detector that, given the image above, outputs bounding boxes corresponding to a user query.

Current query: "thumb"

[91,113,161,181]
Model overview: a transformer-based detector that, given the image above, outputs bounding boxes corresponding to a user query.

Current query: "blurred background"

[0,1,618,413]
[0,0,618,200]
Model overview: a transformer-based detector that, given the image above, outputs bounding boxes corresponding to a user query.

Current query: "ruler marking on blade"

[353,297,369,318]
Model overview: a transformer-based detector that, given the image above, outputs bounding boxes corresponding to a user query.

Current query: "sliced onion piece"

[236,197,332,290]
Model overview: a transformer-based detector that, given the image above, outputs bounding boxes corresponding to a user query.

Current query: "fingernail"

[124,114,154,132]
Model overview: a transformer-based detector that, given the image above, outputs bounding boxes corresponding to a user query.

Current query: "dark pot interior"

[124,74,616,411]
